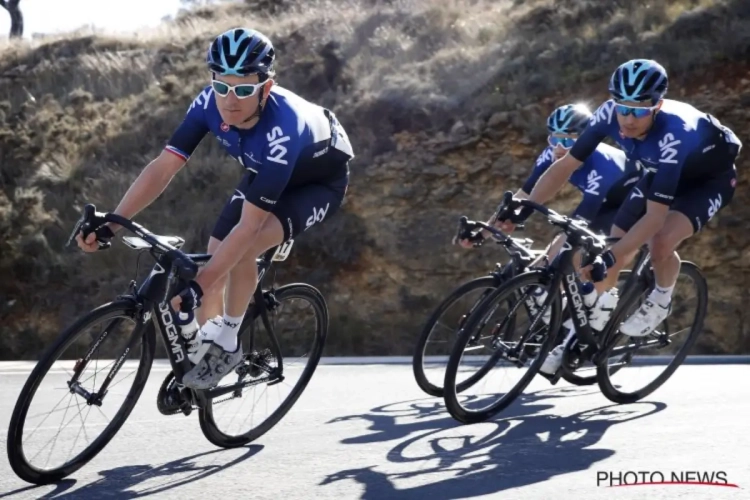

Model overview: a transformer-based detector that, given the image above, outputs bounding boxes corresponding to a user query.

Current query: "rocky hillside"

[0,0,749,359]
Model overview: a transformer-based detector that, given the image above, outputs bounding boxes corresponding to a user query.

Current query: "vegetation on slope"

[0,0,748,358]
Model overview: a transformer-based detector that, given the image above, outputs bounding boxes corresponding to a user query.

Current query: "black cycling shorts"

[613,166,737,234]
[587,206,619,235]
[212,167,349,243]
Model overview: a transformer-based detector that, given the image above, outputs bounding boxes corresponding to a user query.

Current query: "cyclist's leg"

[220,171,349,325]
[621,167,737,336]
[185,171,349,389]
[198,172,257,327]
[592,175,651,295]
[197,237,225,326]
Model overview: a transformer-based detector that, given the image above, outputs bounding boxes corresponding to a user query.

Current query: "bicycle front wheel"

[6,298,155,484]
[596,261,708,404]
[412,276,500,397]
[199,283,328,448]
[443,270,563,424]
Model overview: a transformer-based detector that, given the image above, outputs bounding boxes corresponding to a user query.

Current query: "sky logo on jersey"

[267,126,291,165]
[188,87,213,112]
[708,194,722,220]
[306,203,330,229]
[658,133,681,164]
[590,101,615,126]
[585,170,602,195]
[536,148,554,166]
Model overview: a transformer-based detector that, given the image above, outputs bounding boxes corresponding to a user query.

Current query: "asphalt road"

[1,360,749,499]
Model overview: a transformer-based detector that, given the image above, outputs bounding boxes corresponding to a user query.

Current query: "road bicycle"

[7,204,328,484]
[411,215,547,397]
[443,192,707,424]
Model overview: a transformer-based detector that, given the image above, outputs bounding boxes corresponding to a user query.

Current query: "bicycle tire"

[412,276,500,397]
[596,261,707,404]
[560,269,633,386]
[6,298,155,485]
[443,270,563,424]
[199,283,328,448]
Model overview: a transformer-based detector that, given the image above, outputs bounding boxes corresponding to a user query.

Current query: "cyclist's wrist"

[601,249,616,268]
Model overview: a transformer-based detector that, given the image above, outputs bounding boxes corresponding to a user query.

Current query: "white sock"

[214,313,244,352]
[650,284,674,307]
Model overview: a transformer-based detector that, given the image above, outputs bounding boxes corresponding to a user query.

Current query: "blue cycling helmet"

[206,28,275,80]
[608,59,668,104]
[546,104,591,135]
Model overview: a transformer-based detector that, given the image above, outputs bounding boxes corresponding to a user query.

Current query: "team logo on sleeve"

[590,100,615,126]
[536,148,554,166]
[266,126,291,165]
[187,87,213,113]
[658,132,681,164]
[585,170,602,195]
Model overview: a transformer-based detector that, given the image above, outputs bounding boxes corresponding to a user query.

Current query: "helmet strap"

[239,81,271,126]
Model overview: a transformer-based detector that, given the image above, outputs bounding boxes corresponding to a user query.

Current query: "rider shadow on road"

[3,446,262,500]
[322,386,666,499]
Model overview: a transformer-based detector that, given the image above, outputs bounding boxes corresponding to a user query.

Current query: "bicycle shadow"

[326,385,600,445]
[2,445,262,499]
[322,387,666,499]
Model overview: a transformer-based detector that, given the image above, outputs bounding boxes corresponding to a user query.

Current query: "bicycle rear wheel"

[6,299,155,484]
[596,261,707,404]
[412,276,500,397]
[199,283,327,447]
[443,270,562,424]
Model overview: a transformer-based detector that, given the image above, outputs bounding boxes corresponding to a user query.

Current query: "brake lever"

[452,216,469,245]
[66,204,97,248]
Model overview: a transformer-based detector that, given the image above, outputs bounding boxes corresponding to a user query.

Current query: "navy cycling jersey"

[165,85,354,211]
[522,142,638,222]
[570,98,742,205]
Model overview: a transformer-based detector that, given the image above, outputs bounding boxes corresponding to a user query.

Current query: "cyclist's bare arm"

[527,153,583,205]
[107,151,187,233]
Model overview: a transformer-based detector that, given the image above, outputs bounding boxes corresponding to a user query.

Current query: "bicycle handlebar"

[66,203,199,282]
[495,190,607,254]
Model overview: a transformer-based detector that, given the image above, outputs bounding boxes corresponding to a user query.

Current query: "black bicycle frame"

[545,233,600,354]
[135,250,212,383]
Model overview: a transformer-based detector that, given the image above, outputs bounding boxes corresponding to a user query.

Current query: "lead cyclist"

[506,59,741,375]
[75,28,355,390]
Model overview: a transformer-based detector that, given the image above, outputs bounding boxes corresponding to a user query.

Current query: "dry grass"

[0,0,748,358]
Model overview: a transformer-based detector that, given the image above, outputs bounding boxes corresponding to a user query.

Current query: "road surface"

[1,360,748,499]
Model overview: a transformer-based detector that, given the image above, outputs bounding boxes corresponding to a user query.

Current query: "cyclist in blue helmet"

[459,102,641,348]
[507,58,742,344]
[461,102,641,273]
[75,28,354,390]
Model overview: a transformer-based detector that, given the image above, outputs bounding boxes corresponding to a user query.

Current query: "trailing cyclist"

[459,103,643,332]
[75,27,355,390]
[514,58,741,373]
